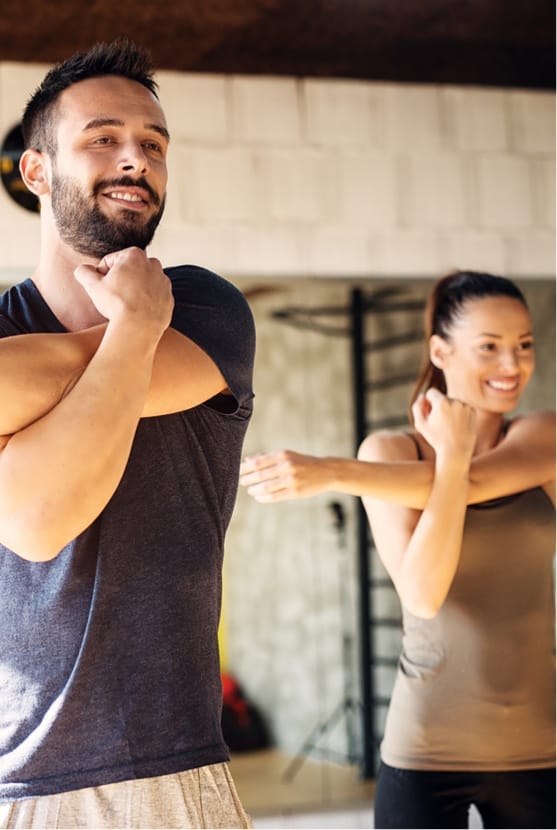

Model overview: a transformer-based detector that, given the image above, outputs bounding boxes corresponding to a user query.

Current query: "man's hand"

[74,247,174,340]
[0,248,176,560]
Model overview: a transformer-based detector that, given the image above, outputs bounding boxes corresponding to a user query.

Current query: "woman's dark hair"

[410,270,529,410]
[22,38,158,154]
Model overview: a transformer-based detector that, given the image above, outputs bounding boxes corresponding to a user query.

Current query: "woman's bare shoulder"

[506,410,555,443]
[358,428,420,462]
[509,409,555,424]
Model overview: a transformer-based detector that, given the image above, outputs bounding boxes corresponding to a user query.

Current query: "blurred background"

[0,2,554,826]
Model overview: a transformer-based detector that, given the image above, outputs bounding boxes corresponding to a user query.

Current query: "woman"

[239,271,555,829]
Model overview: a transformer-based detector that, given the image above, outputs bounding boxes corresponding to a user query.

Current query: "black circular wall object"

[0,123,39,214]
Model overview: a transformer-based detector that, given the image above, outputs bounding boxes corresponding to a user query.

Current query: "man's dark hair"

[22,38,159,154]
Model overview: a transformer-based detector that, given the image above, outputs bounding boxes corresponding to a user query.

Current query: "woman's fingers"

[239,450,326,501]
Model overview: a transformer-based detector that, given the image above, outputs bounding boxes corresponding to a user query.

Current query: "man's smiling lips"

[102,187,151,210]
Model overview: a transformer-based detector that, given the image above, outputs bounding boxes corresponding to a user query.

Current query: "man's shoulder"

[0,279,35,335]
[0,278,29,306]
[164,264,241,296]
[164,264,253,326]
[165,265,255,378]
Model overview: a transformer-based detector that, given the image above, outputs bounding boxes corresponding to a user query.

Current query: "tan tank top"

[381,486,556,771]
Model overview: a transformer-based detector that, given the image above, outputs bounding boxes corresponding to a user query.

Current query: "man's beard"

[50,172,166,259]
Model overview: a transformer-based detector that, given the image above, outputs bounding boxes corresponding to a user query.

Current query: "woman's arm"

[239,407,555,507]
[362,392,476,618]
[468,409,555,501]
[239,448,435,506]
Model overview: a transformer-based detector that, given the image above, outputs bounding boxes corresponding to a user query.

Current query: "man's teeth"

[109,192,143,202]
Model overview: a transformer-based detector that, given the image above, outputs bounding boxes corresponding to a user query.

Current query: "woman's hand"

[412,388,477,465]
[239,450,331,502]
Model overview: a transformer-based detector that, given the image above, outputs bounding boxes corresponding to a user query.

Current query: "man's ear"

[429,334,451,369]
[19,149,50,197]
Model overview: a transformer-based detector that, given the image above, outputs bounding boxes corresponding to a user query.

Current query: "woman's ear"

[19,149,50,197]
[429,334,450,369]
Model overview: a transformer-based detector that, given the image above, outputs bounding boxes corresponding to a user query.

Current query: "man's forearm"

[0,327,105,435]
[0,321,161,561]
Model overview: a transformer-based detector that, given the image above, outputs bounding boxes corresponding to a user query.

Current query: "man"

[0,39,255,829]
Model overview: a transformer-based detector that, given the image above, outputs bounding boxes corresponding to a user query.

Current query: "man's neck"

[32,241,106,332]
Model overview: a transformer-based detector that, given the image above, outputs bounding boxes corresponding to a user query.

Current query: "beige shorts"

[0,762,252,829]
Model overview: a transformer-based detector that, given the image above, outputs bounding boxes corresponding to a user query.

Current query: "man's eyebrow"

[83,118,170,141]
[146,123,171,142]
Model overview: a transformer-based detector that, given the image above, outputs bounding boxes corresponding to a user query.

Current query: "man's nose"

[118,142,149,174]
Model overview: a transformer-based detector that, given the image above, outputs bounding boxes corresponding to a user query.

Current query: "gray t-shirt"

[0,265,255,801]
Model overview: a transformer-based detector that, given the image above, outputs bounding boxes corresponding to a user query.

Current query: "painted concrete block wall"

[157,76,555,280]
[0,65,554,282]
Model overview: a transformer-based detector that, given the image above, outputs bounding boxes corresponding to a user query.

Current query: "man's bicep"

[143,327,228,417]
[162,267,255,417]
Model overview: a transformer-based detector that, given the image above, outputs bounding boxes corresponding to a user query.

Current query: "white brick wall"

[303,79,389,148]
[530,158,556,229]
[0,62,49,134]
[230,76,301,145]
[385,84,444,150]
[0,64,554,283]
[440,230,507,275]
[157,73,229,143]
[178,145,262,222]
[442,86,508,152]
[259,147,336,222]
[509,90,556,154]
[474,155,534,229]
[337,150,397,228]
[398,153,468,228]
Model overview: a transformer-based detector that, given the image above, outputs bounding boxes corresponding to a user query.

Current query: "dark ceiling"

[0,0,554,89]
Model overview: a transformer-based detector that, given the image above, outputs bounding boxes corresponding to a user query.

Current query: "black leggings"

[374,762,556,829]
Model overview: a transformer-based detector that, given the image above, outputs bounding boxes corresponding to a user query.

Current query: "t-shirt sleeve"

[165,265,255,416]
[0,315,17,338]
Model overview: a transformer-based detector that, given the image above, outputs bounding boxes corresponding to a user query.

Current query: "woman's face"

[430,295,535,414]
